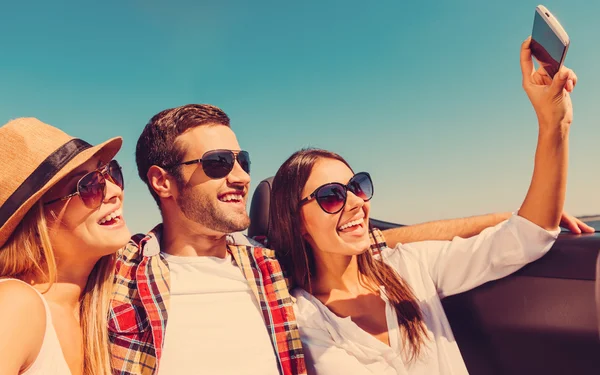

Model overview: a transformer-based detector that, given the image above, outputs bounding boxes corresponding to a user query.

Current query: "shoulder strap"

[0,278,52,317]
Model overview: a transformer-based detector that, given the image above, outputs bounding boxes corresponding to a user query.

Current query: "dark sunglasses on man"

[299,172,374,214]
[45,160,125,209]
[166,149,251,180]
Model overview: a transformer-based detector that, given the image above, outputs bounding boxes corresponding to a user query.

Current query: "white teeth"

[98,209,122,224]
[220,194,243,202]
[338,219,363,231]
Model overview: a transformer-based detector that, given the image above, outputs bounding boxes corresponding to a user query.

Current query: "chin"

[352,232,371,248]
[343,240,371,256]
[225,214,251,233]
[101,227,131,252]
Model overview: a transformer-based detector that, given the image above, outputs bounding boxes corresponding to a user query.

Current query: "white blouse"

[293,215,560,375]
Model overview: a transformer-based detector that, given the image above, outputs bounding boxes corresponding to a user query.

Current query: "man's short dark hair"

[135,104,230,207]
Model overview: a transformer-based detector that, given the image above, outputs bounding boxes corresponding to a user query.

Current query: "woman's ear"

[299,211,308,237]
[299,215,314,245]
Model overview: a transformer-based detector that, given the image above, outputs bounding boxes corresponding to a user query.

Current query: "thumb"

[549,68,573,97]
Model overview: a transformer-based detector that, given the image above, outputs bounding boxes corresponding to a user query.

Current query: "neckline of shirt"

[161,251,232,265]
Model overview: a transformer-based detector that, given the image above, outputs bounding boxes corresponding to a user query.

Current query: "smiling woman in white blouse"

[268,38,578,375]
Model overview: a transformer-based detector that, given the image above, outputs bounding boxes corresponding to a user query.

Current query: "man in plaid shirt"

[108,104,307,375]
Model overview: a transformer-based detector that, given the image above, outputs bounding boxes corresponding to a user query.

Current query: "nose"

[227,159,251,186]
[103,177,124,203]
[344,190,364,212]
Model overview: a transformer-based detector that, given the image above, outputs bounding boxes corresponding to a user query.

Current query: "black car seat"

[596,252,600,336]
[248,177,274,241]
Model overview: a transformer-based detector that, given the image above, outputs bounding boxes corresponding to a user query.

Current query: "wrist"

[537,125,570,141]
[537,116,571,134]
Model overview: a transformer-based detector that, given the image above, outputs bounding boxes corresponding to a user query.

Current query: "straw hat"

[0,117,122,248]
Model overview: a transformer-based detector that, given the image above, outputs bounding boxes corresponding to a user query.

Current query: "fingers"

[561,214,581,234]
[560,213,596,234]
[566,79,574,92]
[520,37,535,84]
[535,66,553,85]
[549,66,576,97]
[576,219,596,233]
[565,70,578,93]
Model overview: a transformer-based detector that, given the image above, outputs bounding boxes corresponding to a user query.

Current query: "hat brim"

[0,136,123,248]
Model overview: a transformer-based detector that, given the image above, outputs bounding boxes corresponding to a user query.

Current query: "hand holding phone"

[530,5,570,79]
[520,36,576,129]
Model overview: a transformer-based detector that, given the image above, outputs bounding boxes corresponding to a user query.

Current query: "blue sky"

[1,0,598,234]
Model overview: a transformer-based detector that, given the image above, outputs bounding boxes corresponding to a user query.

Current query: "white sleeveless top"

[0,279,71,375]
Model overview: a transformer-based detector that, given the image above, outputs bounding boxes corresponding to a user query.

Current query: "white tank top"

[0,279,71,375]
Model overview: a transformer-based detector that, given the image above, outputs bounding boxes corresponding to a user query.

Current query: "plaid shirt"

[108,225,306,375]
[108,225,388,375]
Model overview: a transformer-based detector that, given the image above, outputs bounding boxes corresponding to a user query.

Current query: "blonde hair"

[0,201,115,375]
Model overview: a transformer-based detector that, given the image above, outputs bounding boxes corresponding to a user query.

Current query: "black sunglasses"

[167,149,251,179]
[45,160,124,209]
[299,172,374,214]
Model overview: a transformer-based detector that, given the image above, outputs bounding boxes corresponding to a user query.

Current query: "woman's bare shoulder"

[0,279,46,374]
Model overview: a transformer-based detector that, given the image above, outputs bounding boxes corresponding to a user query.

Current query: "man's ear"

[147,165,176,199]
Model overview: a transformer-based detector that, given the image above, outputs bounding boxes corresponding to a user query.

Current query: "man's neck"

[161,218,229,258]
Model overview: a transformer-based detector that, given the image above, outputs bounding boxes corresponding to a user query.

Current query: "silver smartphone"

[530,5,570,79]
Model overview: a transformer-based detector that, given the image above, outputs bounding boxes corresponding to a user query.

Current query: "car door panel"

[443,233,600,375]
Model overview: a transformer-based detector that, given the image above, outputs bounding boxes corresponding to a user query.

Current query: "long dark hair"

[269,148,428,361]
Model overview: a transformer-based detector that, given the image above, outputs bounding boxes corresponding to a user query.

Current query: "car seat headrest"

[248,176,274,240]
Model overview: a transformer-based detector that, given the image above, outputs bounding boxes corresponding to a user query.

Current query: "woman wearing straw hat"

[0,118,130,375]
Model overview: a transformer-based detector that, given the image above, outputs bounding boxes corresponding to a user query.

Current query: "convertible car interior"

[248,177,600,375]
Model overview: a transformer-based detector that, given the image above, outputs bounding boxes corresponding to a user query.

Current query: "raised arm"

[517,37,576,230]
[383,38,581,297]
[382,38,580,247]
